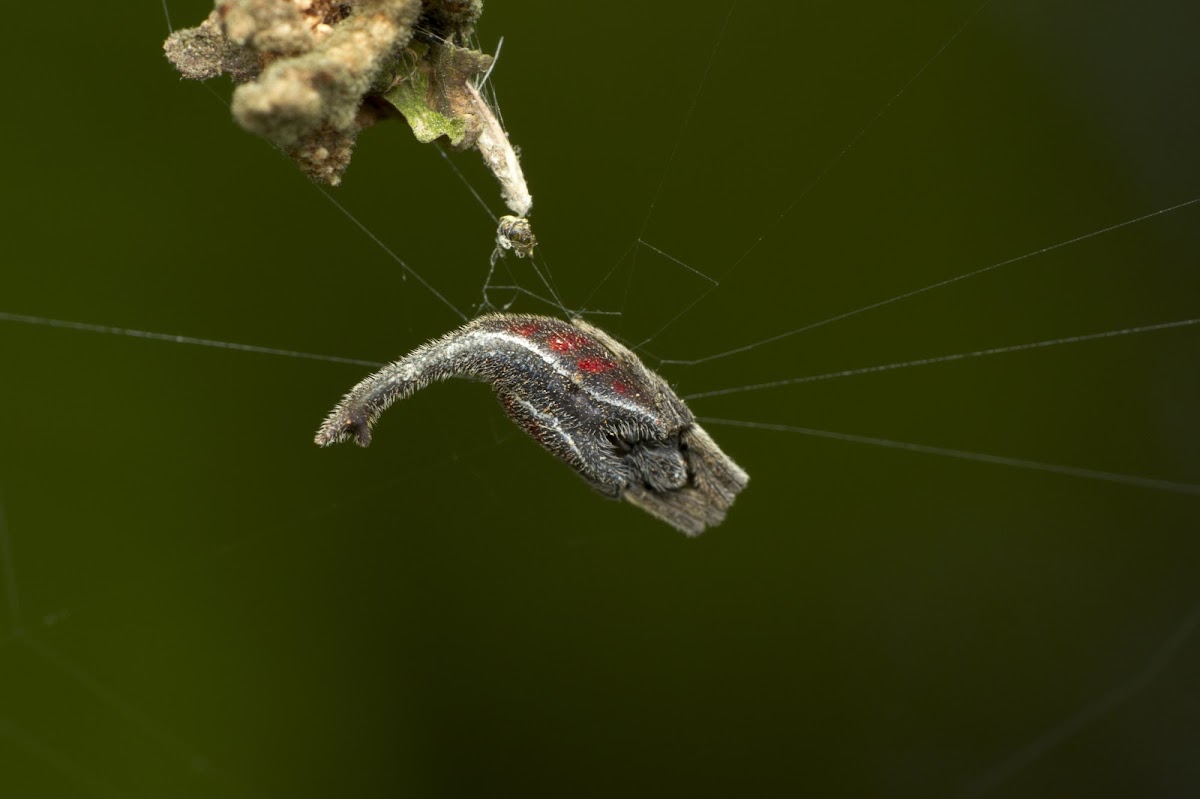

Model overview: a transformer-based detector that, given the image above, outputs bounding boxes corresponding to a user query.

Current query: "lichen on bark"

[381,39,492,147]
[164,0,493,186]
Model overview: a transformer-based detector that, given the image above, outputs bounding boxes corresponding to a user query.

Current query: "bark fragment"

[164,0,534,249]
[164,0,489,186]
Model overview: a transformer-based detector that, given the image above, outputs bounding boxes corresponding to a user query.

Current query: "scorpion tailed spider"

[315,314,749,535]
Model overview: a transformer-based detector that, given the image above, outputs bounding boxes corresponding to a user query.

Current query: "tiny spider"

[495,215,536,259]
[315,313,748,535]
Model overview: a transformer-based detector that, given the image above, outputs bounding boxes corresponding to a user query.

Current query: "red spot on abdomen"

[509,321,541,338]
[548,330,589,352]
[577,357,615,374]
[611,379,629,395]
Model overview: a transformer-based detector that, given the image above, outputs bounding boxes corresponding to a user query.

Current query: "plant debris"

[164,0,496,186]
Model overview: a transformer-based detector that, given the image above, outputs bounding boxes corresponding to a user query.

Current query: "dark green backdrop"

[2,1,1199,797]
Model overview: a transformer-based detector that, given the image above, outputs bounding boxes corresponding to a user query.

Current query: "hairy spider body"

[315,313,748,534]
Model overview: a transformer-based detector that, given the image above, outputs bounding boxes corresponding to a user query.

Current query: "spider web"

[1,0,1199,796]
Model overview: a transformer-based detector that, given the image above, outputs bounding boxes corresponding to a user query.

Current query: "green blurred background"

[1,1,1199,796]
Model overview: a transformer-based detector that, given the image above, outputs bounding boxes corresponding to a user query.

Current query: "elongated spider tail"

[314,361,423,448]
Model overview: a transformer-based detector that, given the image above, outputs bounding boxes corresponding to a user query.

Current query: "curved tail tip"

[314,409,372,448]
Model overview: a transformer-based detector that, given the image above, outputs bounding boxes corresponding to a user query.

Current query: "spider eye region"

[627,441,689,492]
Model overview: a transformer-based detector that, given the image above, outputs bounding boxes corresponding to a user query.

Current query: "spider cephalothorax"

[315,313,748,534]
